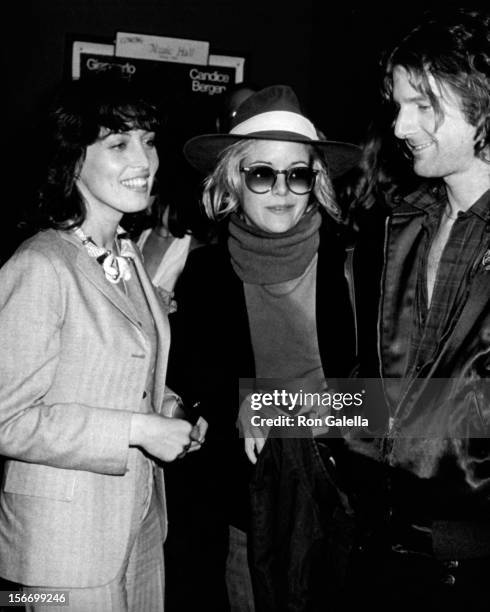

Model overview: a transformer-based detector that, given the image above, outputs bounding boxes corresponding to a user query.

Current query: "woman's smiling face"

[76,127,159,227]
[239,140,312,233]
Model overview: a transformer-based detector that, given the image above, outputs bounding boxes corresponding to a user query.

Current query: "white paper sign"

[72,41,114,79]
[115,32,209,66]
[209,54,245,83]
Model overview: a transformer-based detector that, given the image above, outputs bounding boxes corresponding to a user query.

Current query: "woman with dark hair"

[165,85,360,611]
[0,75,201,611]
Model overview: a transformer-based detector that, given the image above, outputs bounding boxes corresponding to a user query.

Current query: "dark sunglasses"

[240,165,318,195]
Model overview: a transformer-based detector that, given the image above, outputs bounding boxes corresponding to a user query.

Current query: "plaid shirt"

[405,186,490,378]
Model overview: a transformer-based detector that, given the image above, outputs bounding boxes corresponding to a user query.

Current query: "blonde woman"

[165,85,360,611]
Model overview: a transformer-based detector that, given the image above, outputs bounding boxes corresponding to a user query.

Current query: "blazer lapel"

[75,251,142,327]
[133,254,170,412]
[61,230,170,410]
[58,229,140,327]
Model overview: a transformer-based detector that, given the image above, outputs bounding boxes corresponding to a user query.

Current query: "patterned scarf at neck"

[73,226,136,284]
[228,207,322,284]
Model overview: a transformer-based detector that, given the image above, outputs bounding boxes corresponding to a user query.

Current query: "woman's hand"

[244,431,267,465]
[237,394,272,464]
[185,416,208,454]
[130,413,193,462]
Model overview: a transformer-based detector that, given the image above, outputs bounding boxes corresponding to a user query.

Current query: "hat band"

[230,111,317,140]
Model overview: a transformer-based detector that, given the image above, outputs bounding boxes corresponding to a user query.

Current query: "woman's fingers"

[255,436,266,455]
[244,437,258,464]
[244,428,267,464]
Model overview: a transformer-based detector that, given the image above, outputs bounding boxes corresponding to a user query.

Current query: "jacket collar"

[468,188,490,222]
[58,229,165,334]
[392,182,446,217]
[63,230,142,328]
[393,182,490,223]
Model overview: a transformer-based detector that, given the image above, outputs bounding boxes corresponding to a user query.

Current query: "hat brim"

[184,132,361,178]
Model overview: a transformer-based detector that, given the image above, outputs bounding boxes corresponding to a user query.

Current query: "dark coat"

[167,217,356,525]
[168,218,356,412]
[378,186,490,556]
[164,218,356,611]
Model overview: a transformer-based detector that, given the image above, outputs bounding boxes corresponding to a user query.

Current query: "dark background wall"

[1,0,477,258]
[4,0,317,131]
[4,2,459,135]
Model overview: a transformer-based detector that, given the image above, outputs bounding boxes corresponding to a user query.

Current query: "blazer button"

[142,391,147,399]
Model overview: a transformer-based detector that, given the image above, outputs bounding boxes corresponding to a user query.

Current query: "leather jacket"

[379,185,490,512]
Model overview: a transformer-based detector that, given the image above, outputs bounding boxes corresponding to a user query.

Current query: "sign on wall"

[79,52,236,141]
[71,33,246,146]
[72,41,114,79]
[209,54,245,84]
[115,32,209,66]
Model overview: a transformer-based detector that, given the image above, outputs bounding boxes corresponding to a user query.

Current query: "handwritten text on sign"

[115,32,209,66]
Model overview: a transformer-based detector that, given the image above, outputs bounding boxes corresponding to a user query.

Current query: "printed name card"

[72,41,114,79]
[209,54,245,83]
[115,32,209,65]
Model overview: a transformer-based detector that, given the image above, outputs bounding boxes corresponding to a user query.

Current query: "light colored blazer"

[0,229,170,587]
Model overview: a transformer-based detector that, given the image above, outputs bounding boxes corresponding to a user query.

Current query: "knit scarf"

[228,207,322,284]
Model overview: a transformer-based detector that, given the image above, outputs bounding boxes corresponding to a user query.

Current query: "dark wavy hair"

[337,115,419,223]
[382,8,490,161]
[32,75,162,230]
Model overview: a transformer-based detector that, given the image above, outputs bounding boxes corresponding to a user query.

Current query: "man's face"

[392,65,480,182]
